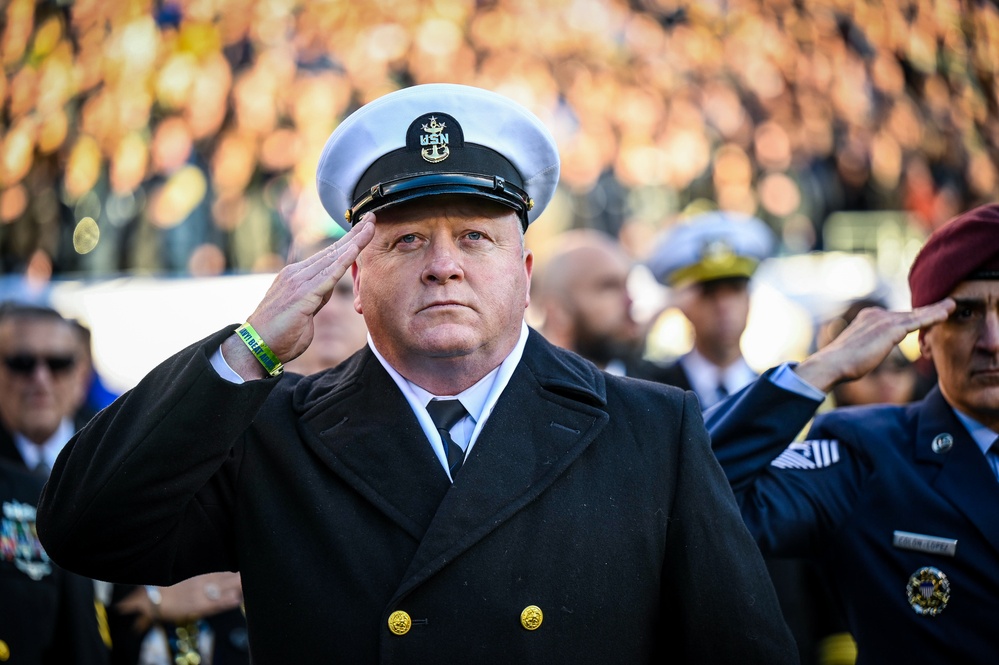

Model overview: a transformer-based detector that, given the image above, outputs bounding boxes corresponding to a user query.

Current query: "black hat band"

[348,170,533,229]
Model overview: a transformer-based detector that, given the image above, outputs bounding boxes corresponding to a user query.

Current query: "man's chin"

[412,326,479,359]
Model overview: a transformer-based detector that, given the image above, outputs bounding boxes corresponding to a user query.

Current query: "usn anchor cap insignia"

[420,116,449,163]
[407,112,463,165]
[931,433,953,454]
[906,566,950,616]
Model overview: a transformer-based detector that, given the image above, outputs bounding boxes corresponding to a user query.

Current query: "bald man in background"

[532,229,671,381]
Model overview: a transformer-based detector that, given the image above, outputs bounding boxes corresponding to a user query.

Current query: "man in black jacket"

[38,83,799,663]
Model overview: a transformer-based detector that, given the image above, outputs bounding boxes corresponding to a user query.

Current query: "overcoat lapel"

[295,333,610,600]
[295,350,451,541]
[916,388,999,556]
[394,339,609,597]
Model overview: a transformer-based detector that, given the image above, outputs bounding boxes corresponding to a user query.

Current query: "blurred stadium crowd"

[1,0,997,279]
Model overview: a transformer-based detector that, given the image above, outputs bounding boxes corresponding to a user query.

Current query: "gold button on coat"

[520,605,543,630]
[0,639,9,661]
[388,610,412,635]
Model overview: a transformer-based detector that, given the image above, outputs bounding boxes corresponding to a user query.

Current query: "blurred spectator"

[1,458,110,664]
[531,228,670,379]
[0,302,91,472]
[2,0,998,277]
[283,235,368,375]
[0,303,108,663]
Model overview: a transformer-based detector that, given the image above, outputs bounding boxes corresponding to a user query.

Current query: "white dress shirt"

[680,349,758,409]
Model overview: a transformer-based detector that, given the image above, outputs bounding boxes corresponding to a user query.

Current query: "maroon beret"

[908,203,999,307]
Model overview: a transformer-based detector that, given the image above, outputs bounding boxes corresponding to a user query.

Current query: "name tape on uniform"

[893,530,958,557]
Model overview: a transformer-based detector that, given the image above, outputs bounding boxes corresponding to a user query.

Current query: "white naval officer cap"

[316,83,561,231]
[647,211,775,287]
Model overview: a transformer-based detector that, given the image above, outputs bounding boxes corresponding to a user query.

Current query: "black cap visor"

[348,143,533,229]
[349,173,531,229]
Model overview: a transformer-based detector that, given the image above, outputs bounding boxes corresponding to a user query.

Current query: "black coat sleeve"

[659,391,800,664]
[36,327,277,585]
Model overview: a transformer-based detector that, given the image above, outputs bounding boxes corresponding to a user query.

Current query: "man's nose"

[422,237,464,284]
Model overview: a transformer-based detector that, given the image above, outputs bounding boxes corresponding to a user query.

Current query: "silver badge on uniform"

[1,500,52,581]
[906,566,950,616]
[931,433,953,454]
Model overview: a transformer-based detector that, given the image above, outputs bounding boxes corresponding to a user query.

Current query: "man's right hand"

[222,215,375,380]
[794,298,954,393]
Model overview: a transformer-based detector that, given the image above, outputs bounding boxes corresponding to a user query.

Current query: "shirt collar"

[366,321,530,479]
[680,349,756,400]
[13,418,75,470]
[951,409,999,457]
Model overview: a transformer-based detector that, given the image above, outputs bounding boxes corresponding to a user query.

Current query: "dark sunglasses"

[3,354,77,375]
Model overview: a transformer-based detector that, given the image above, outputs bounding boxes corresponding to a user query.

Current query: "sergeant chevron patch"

[771,439,840,470]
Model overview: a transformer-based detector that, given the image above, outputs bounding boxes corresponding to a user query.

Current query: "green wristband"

[235,323,284,377]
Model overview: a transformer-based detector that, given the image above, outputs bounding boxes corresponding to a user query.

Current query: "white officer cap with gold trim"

[647,211,775,287]
[317,83,560,231]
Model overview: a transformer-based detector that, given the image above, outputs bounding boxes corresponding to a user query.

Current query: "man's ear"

[523,250,534,309]
[918,328,932,360]
[352,263,362,314]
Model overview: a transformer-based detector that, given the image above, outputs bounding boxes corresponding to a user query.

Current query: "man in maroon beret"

[706,202,999,664]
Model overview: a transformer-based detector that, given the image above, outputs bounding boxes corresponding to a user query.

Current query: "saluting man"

[705,203,999,664]
[36,84,800,664]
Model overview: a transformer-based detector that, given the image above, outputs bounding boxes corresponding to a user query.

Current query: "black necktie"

[426,399,468,476]
[33,459,51,478]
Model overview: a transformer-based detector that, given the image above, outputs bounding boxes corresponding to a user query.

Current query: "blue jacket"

[708,375,999,665]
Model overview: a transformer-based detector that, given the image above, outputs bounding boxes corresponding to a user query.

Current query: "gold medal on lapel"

[906,566,950,616]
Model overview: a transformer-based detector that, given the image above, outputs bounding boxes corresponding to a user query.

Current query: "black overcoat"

[38,327,797,664]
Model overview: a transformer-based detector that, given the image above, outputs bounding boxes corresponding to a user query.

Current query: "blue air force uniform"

[707,374,999,665]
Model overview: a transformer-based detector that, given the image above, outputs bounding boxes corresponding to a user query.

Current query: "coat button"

[0,639,9,661]
[520,605,543,630]
[388,610,412,635]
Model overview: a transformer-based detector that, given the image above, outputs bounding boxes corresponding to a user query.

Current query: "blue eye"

[466,232,483,240]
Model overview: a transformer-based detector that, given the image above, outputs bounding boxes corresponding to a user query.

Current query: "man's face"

[0,317,89,444]
[564,246,638,364]
[353,197,532,375]
[920,280,999,429]
[677,277,751,356]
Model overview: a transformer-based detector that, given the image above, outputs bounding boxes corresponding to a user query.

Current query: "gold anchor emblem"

[420,116,450,163]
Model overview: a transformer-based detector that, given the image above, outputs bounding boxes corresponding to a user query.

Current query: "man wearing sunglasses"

[0,303,91,476]
[0,303,109,663]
